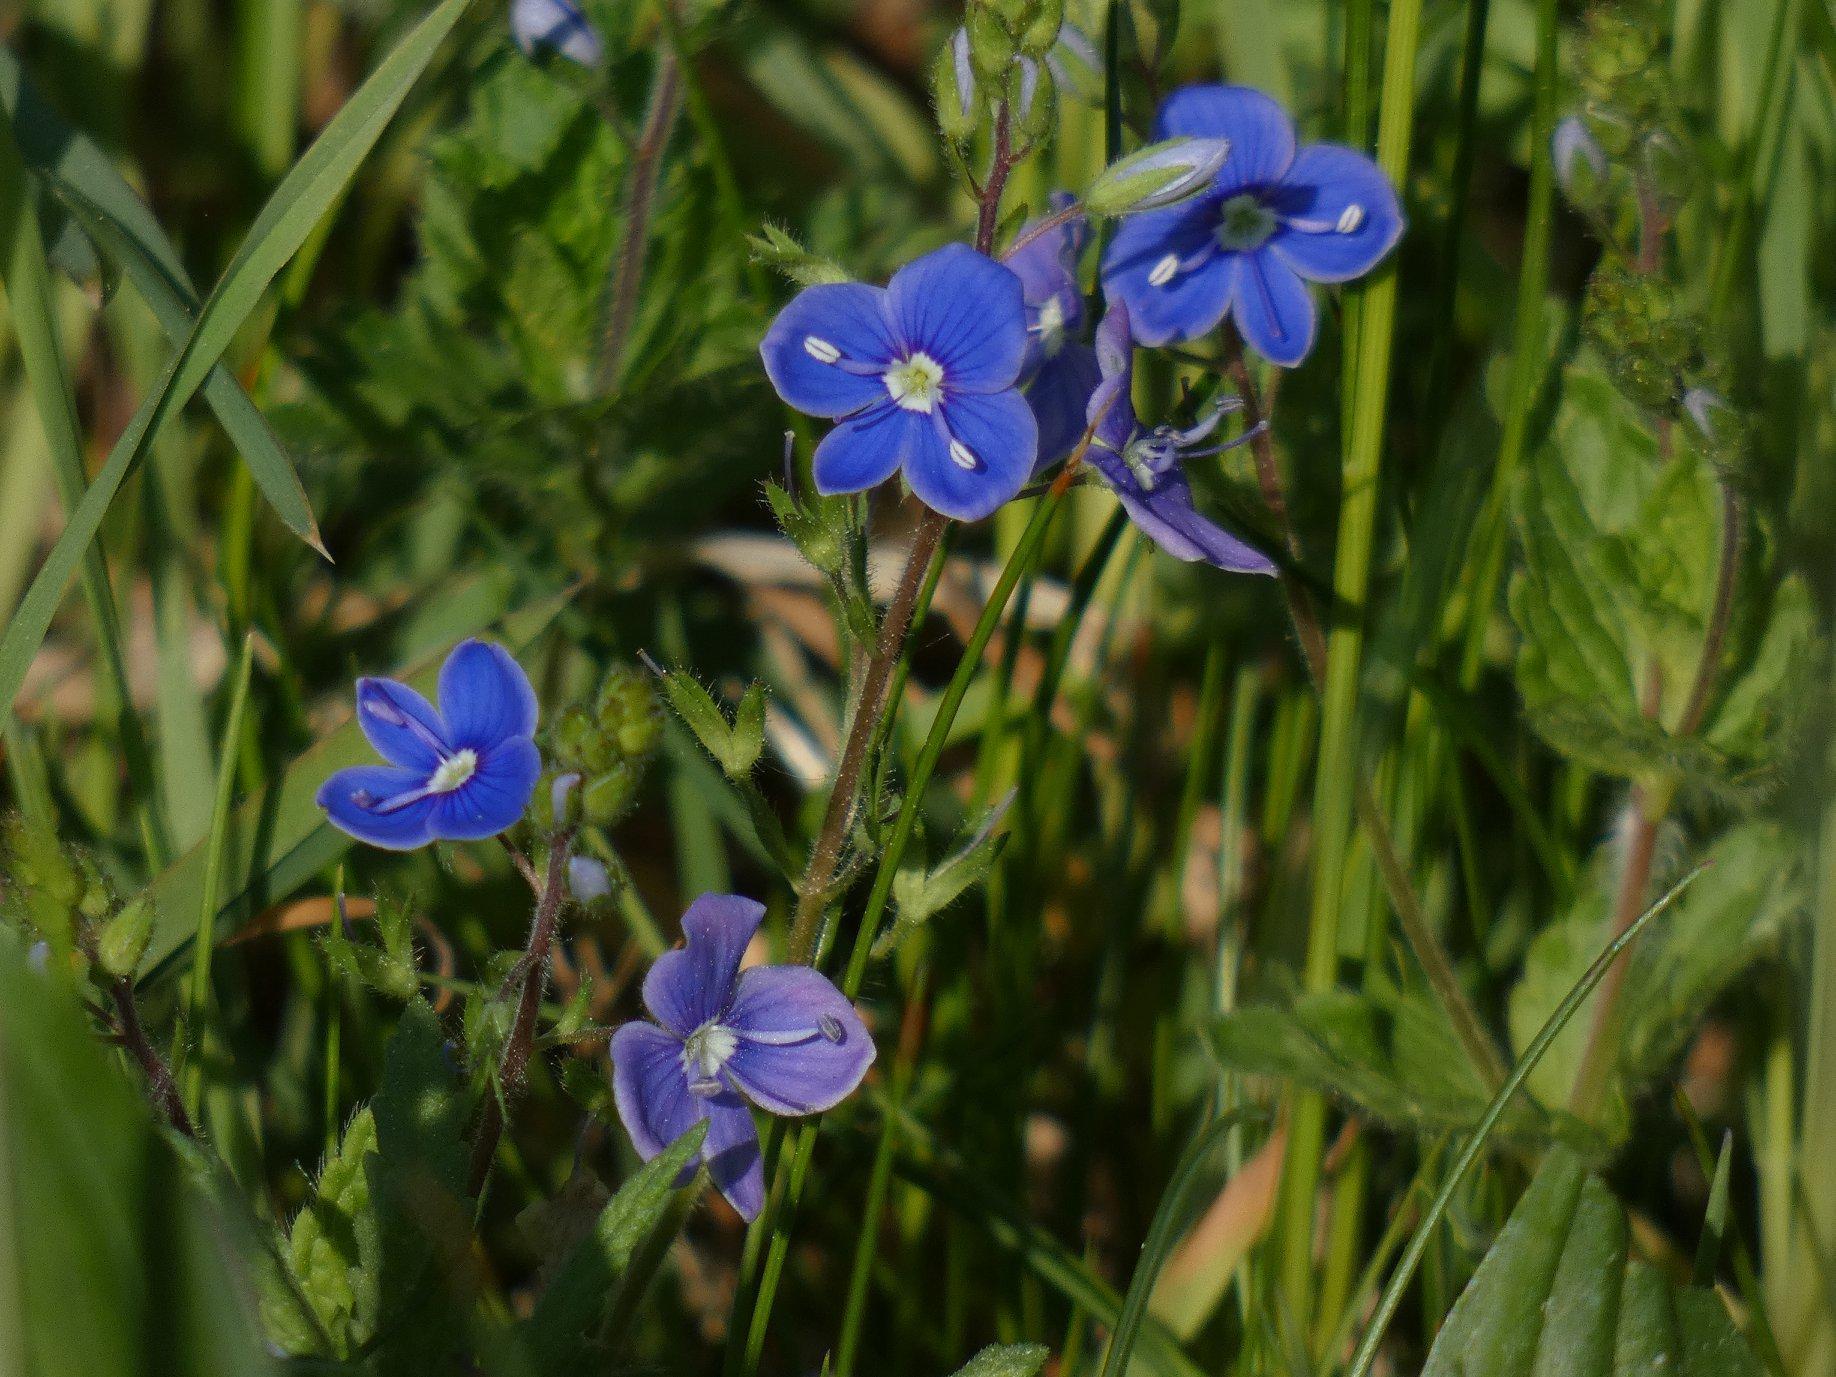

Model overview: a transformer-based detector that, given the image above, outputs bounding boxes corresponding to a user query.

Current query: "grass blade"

[0,0,476,717]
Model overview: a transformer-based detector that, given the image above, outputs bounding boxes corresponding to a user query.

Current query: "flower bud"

[97,897,155,979]
[966,6,1018,80]
[935,28,981,141]
[1019,0,1065,55]
[1012,59,1057,143]
[1682,387,1728,441]
[567,856,613,904]
[510,0,605,67]
[1552,115,1607,206]
[1084,137,1230,217]
[537,664,662,831]
[988,0,1033,34]
[1047,24,1103,103]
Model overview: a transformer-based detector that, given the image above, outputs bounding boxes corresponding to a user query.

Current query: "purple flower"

[759,243,1038,522]
[611,896,875,1220]
[316,640,543,850]
[511,0,603,65]
[1006,193,1101,469]
[1101,85,1404,364]
[1085,301,1276,574]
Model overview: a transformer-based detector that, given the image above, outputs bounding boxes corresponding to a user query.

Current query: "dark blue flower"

[511,0,603,65]
[611,895,875,1220]
[1101,85,1404,364]
[759,243,1038,522]
[317,640,543,850]
[1007,194,1103,469]
[1085,301,1276,573]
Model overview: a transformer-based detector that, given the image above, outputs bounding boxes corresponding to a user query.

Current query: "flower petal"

[427,736,541,842]
[702,1095,764,1220]
[317,764,438,850]
[611,1022,701,1161]
[1101,200,1236,347]
[642,893,766,1037]
[723,965,876,1116]
[438,640,538,750]
[1154,85,1296,194]
[355,677,450,772]
[760,282,900,418]
[811,403,914,496]
[1026,344,1100,471]
[1087,301,1138,455]
[884,244,1028,393]
[905,390,1037,522]
[1006,193,1088,354]
[511,0,602,65]
[1111,470,1277,573]
[1267,144,1404,283]
[1229,250,1316,368]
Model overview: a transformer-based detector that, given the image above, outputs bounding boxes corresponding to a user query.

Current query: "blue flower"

[1085,301,1276,573]
[1007,194,1103,470]
[611,895,875,1220]
[316,640,543,851]
[1101,85,1404,365]
[760,243,1038,522]
[511,0,603,66]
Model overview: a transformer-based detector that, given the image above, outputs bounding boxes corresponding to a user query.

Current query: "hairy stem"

[1677,479,1743,737]
[596,51,682,393]
[110,977,195,1138]
[467,829,575,1198]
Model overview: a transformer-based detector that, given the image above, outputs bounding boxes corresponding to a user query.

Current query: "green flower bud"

[934,30,982,142]
[966,6,1017,80]
[97,897,155,979]
[1085,137,1230,217]
[1018,0,1065,55]
[1012,59,1057,144]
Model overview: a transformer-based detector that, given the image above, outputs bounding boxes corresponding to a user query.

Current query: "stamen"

[818,1014,845,1044]
[1148,253,1180,287]
[949,439,979,471]
[687,1075,724,1098]
[1336,204,1364,233]
[803,335,842,364]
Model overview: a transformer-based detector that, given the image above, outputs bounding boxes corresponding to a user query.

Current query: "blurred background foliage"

[0,0,1832,1371]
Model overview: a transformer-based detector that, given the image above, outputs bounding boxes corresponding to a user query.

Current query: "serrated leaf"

[1422,1147,1764,1377]
[268,1109,381,1357]
[517,1122,707,1364]
[948,1342,1051,1377]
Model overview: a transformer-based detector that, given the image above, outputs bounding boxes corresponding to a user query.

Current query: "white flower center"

[884,352,945,413]
[1033,296,1067,355]
[426,748,478,794]
[682,1021,738,1096]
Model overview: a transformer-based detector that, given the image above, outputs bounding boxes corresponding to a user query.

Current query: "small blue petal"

[1105,462,1275,573]
[1101,202,1235,346]
[439,640,539,750]
[1026,344,1100,470]
[1229,250,1316,367]
[317,764,439,850]
[611,1022,702,1162]
[884,244,1028,393]
[1154,85,1296,194]
[723,966,876,1116]
[355,677,449,772]
[428,737,541,842]
[510,0,603,65]
[1087,301,1137,455]
[702,1095,764,1220]
[811,403,913,496]
[760,282,900,418]
[905,390,1037,521]
[642,894,766,1038]
[1267,144,1404,283]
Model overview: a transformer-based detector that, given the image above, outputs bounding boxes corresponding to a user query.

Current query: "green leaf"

[517,1122,707,1365]
[948,1343,1051,1377]
[138,588,571,981]
[882,791,1014,950]
[657,669,767,780]
[0,0,475,719]
[0,941,280,1376]
[1421,1147,1764,1377]
[0,48,313,544]
[267,1108,382,1357]
[1508,361,1816,800]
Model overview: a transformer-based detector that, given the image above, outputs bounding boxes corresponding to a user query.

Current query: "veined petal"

[811,403,914,496]
[1229,250,1316,368]
[905,390,1036,522]
[1102,201,1235,347]
[511,0,602,65]
[1087,301,1138,456]
[761,282,900,418]
[884,244,1028,393]
[702,1095,764,1220]
[611,1022,701,1163]
[427,737,541,842]
[439,639,538,749]
[317,764,439,850]
[642,894,766,1037]
[1006,192,1087,324]
[723,966,876,1116]
[1026,343,1101,471]
[355,676,450,772]
[1267,144,1404,283]
[1115,473,1276,573]
[1154,85,1296,194]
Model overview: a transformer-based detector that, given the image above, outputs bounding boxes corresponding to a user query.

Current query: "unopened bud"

[1019,0,1065,55]
[97,897,154,979]
[966,6,1017,79]
[1552,115,1607,205]
[1012,58,1056,141]
[935,29,981,141]
[1085,137,1229,217]
[567,856,613,904]
[510,0,605,67]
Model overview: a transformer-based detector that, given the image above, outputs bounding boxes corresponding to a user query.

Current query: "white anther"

[818,1014,845,1043]
[1148,253,1180,287]
[949,440,979,471]
[1336,204,1365,234]
[803,335,842,364]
